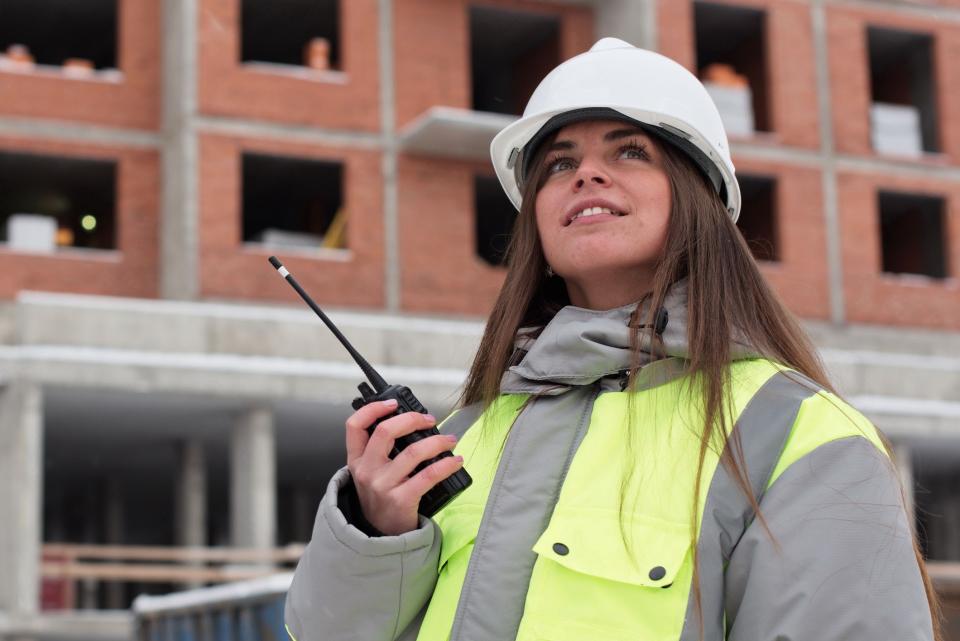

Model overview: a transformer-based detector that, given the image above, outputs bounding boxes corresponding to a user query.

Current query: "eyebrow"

[546,127,649,152]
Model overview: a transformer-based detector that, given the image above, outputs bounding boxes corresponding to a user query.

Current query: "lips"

[564,199,627,226]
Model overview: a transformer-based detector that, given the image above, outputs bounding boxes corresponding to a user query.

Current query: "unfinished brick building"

[0,0,958,638]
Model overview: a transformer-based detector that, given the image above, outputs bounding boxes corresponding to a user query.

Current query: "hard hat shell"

[489,37,742,222]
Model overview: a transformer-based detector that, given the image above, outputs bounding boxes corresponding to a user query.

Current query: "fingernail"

[383,399,398,407]
[444,434,457,441]
[424,414,436,422]
[454,456,464,462]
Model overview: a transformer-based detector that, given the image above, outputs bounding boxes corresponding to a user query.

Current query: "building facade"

[0,0,958,638]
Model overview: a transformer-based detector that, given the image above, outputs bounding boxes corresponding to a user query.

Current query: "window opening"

[474,175,516,266]
[737,174,779,262]
[695,2,770,136]
[0,0,117,75]
[868,27,939,156]
[0,151,116,252]
[878,191,947,279]
[912,447,960,562]
[469,6,560,115]
[242,153,346,251]
[241,0,340,71]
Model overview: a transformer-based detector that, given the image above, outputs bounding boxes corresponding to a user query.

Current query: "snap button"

[552,542,569,556]
[648,566,666,581]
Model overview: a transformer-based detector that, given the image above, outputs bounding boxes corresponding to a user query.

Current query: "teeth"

[572,206,620,221]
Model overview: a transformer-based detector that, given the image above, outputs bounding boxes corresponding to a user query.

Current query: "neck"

[563,269,654,310]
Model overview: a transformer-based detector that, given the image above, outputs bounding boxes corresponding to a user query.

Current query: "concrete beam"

[195,116,383,150]
[0,117,159,148]
[0,382,43,615]
[0,611,132,641]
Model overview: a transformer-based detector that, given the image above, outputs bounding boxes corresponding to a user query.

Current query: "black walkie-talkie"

[268,256,471,517]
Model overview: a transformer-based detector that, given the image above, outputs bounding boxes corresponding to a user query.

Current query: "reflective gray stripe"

[393,402,488,641]
[438,402,485,440]
[724,436,932,640]
[449,384,601,641]
[678,370,819,641]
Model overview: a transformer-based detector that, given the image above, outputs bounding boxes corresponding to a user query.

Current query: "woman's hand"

[345,399,464,535]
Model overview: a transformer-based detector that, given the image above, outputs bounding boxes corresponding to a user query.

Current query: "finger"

[393,454,465,506]
[344,399,399,465]
[365,411,437,462]
[381,433,458,486]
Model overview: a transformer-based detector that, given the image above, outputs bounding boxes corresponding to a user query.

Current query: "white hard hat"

[490,37,742,222]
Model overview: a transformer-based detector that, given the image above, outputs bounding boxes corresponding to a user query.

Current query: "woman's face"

[533,119,672,302]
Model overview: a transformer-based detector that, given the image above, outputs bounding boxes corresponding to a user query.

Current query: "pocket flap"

[435,505,482,570]
[532,507,692,587]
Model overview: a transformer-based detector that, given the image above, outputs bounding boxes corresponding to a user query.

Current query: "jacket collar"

[499,279,756,395]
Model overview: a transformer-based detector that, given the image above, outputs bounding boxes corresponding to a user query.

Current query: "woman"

[285,39,941,641]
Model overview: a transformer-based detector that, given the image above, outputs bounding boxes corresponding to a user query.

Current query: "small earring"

[545,265,555,277]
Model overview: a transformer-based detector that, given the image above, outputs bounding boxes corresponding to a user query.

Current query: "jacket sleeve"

[284,466,441,641]
[724,436,934,640]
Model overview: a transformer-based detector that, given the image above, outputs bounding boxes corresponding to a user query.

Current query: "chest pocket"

[517,507,694,641]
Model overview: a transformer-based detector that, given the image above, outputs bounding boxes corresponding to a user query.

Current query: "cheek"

[644,176,672,234]
[535,215,558,263]
[534,187,560,256]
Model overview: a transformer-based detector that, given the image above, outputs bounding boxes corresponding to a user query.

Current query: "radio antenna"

[268,256,389,393]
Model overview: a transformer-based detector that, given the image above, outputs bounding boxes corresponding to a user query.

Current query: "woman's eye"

[546,157,575,174]
[619,144,649,160]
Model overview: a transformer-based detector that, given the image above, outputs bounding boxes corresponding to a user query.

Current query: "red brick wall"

[657,0,821,149]
[198,134,385,308]
[394,0,594,128]
[838,171,960,329]
[735,158,831,319]
[0,136,159,298]
[397,155,506,315]
[828,5,960,163]
[0,0,161,130]
[394,0,471,127]
[657,1,696,71]
[198,0,381,130]
[3,0,959,330]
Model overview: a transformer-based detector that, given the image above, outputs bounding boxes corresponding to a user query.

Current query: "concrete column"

[103,478,125,609]
[175,439,207,548]
[0,382,43,615]
[811,0,846,324]
[80,485,99,610]
[230,407,276,550]
[594,0,655,50]
[176,439,207,589]
[160,0,199,300]
[379,0,400,312]
[893,441,915,535]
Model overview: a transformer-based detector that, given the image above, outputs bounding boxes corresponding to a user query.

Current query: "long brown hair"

[460,122,943,640]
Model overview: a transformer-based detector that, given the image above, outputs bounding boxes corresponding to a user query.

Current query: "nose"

[573,158,610,191]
